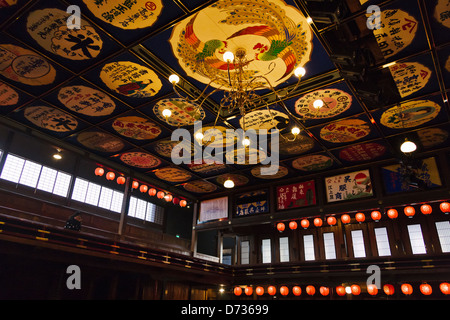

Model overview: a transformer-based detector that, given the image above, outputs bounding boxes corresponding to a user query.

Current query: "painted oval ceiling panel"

[169,0,313,90]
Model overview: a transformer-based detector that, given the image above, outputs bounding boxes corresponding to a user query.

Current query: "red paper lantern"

[148,188,157,196]
[383,284,395,296]
[106,172,115,181]
[164,194,173,202]
[351,284,361,295]
[401,283,413,295]
[420,204,432,215]
[140,185,148,193]
[420,283,432,295]
[95,167,105,176]
[371,211,382,221]
[327,216,337,226]
[387,209,398,219]
[306,285,315,296]
[255,286,264,296]
[336,286,346,296]
[267,286,276,296]
[367,284,378,296]
[244,286,253,296]
[301,219,309,229]
[292,286,302,296]
[440,202,450,213]
[234,287,242,296]
[319,286,330,296]
[132,181,139,189]
[179,199,187,207]
[280,286,289,296]
[172,197,180,205]
[341,214,351,224]
[439,282,450,295]
[277,222,285,232]
[355,213,365,223]
[289,221,298,230]
[157,191,165,199]
[314,218,323,227]
[404,206,415,218]
[116,176,126,185]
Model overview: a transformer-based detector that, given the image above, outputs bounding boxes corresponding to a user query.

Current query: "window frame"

[0,152,72,198]
[343,223,372,259]
[434,219,450,254]
[317,225,343,261]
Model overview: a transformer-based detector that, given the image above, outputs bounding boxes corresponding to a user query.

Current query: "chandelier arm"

[172,76,223,104]
[248,75,305,124]
[261,100,293,142]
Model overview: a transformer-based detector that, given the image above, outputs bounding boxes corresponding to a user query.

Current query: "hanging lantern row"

[276,201,450,232]
[234,282,450,297]
[95,167,188,207]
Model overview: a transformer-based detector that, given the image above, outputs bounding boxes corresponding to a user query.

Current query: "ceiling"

[0,0,449,201]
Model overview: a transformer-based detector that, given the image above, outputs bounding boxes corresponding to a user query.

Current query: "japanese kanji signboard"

[325,170,373,203]
[277,180,315,210]
[235,190,269,217]
[381,157,442,194]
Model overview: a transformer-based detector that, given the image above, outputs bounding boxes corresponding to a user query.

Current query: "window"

[303,234,315,261]
[407,224,426,254]
[261,238,271,263]
[323,232,336,260]
[351,230,366,258]
[127,196,164,224]
[374,227,391,256]
[241,240,250,264]
[19,160,41,187]
[0,153,71,197]
[1,154,25,183]
[279,237,289,262]
[71,177,123,213]
[435,221,450,253]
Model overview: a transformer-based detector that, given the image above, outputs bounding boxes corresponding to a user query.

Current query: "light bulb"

[291,126,300,136]
[294,66,306,78]
[53,149,62,160]
[195,132,204,141]
[224,179,235,188]
[345,286,352,294]
[242,137,251,147]
[223,51,234,63]
[169,74,180,84]
[313,99,324,109]
[400,139,417,153]
[162,108,172,118]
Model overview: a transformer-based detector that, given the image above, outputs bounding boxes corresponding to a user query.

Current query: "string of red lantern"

[233,282,450,297]
[275,201,449,231]
[94,167,188,208]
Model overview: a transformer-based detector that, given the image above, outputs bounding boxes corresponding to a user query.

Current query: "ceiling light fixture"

[291,126,301,136]
[162,108,172,119]
[313,99,324,109]
[224,178,235,189]
[400,138,417,153]
[242,137,251,147]
[168,46,307,142]
[397,104,417,154]
[53,148,62,160]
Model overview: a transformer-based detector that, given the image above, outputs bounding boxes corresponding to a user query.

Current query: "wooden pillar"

[190,201,199,255]
[118,176,131,235]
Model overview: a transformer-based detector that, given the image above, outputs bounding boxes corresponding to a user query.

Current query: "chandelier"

[165,46,310,145]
